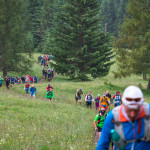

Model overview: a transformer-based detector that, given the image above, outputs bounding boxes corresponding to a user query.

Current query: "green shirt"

[94,114,105,128]
[0,78,3,84]
[45,91,54,99]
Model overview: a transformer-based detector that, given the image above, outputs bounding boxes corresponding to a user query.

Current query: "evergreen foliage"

[27,0,43,50]
[100,0,128,36]
[113,0,150,89]
[51,0,113,80]
[0,0,33,76]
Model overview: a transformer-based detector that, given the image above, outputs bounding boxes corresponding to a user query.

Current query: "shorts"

[95,103,99,108]
[11,82,14,84]
[97,126,102,132]
[75,96,81,101]
[0,83,2,87]
[114,103,120,107]
[86,101,92,108]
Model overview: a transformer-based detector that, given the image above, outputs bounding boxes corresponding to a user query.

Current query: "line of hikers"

[75,88,122,111]
[0,75,38,89]
[38,54,53,67]
[42,68,54,81]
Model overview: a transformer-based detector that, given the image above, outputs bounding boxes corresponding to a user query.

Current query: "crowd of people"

[0,75,38,89]
[75,87,150,150]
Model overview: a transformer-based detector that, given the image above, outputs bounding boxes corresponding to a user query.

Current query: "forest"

[0,0,150,86]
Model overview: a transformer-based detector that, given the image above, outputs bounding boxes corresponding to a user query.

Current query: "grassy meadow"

[0,53,150,150]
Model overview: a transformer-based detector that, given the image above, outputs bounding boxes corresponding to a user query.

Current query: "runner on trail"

[75,88,85,105]
[33,76,38,83]
[94,106,107,140]
[25,75,30,83]
[96,85,150,150]
[85,91,94,109]
[0,76,3,87]
[94,94,101,111]
[24,82,30,95]
[48,73,52,81]
[46,84,54,91]
[15,77,18,84]
[29,76,33,83]
[106,90,112,105]
[113,91,122,107]
[45,88,54,102]
[5,76,10,89]
[10,76,15,87]
[21,76,26,83]
[29,85,37,97]
[99,93,110,111]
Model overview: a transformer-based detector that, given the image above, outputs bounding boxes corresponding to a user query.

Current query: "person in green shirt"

[75,88,85,105]
[45,88,54,102]
[94,107,107,140]
[0,76,3,87]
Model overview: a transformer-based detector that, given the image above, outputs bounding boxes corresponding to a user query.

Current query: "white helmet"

[122,85,144,109]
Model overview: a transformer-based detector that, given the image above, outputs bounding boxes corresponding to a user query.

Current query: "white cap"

[122,85,144,109]
[97,94,100,96]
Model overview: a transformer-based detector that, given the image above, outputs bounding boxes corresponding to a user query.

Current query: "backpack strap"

[113,106,126,141]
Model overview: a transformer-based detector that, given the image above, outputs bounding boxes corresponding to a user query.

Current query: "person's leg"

[97,127,102,140]
[79,99,82,105]
[90,103,92,109]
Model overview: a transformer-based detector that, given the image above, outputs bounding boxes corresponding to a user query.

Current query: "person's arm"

[94,115,99,131]
[96,111,114,150]
[75,91,78,98]
[35,87,37,93]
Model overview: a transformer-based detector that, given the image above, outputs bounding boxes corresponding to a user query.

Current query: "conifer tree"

[114,0,150,89]
[0,0,33,76]
[51,0,113,80]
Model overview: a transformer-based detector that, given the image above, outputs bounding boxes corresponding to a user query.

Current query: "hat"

[97,94,100,97]
[79,88,82,90]
[103,93,106,96]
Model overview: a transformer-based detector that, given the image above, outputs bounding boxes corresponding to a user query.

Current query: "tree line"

[0,0,150,88]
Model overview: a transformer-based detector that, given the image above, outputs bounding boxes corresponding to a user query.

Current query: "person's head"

[116,91,120,95]
[31,85,34,88]
[79,88,82,91]
[88,91,91,95]
[100,107,105,115]
[106,90,109,94]
[122,85,144,121]
[97,94,100,98]
[0,76,1,79]
[103,93,106,98]
[48,84,51,87]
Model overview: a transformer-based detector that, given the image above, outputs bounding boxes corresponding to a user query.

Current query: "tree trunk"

[147,78,150,91]
[3,65,7,77]
[143,73,147,80]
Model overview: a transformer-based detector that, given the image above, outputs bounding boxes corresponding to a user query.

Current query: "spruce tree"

[51,0,113,80]
[114,0,150,89]
[0,0,33,76]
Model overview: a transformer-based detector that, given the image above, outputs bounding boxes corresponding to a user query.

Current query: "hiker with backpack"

[10,76,15,87]
[94,94,101,111]
[29,85,37,97]
[113,91,122,107]
[5,76,10,89]
[94,106,107,140]
[96,85,150,150]
[24,82,30,95]
[75,88,85,105]
[85,91,94,109]
[0,76,3,87]
[45,88,54,102]
[99,93,110,112]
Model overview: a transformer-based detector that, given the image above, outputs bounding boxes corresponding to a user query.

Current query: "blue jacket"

[96,104,150,150]
[29,87,37,95]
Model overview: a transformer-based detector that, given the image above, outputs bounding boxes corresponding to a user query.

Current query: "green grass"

[0,53,150,150]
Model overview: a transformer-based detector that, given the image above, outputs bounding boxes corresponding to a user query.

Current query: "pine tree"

[51,0,113,80]
[0,0,33,77]
[27,0,43,50]
[114,0,150,89]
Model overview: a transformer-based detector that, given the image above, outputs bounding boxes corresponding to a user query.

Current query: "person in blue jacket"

[96,85,150,150]
[29,85,37,97]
